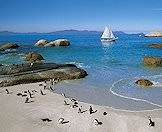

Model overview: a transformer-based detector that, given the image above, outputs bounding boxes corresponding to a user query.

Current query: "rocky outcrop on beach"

[25,52,44,63]
[143,56,162,67]
[149,44,162,49]
[0,43,19,51]
[35,39,49,47]
[0,63,87,87]
[135,79,154,87]
[35,39,70,47]
[145,31,162,37]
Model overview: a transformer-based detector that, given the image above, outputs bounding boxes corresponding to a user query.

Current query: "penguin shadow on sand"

[40,89,46,95]
[25,97,34,103]
[148,116,155,127]
[5,89,13,94]
[89,106,97,114]
[58,118,69,124]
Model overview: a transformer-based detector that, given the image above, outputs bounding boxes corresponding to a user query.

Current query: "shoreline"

[109,74,162,110]
[109,78,162,109]
[55,73,162,111]
[1,82,162,132]
[53,79,161,111]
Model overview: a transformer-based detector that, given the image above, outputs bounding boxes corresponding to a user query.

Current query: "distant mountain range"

[0,30,144,36]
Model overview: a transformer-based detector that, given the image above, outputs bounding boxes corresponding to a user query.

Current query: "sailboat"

[101,27,118,42]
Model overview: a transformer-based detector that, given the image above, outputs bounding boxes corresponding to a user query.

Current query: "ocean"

[1,32,162,111]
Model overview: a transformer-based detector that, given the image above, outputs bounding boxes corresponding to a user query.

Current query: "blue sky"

[0,0,162,32]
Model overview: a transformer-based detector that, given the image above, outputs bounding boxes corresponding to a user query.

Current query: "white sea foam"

[67,61,90,68]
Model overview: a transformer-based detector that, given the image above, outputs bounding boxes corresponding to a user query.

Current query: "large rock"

[145,31,162,37]
[45,39,70,47]
[35,39,49,47]
[149,44,162,49]
[135,79,154,87]
[143,56,162,67]
[0,63,88,87]
[25,52,44,63]
[35,39,70,47]
[54,39,70,46]
[0,43,19,51]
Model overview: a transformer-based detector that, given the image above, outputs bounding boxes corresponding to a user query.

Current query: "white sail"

[101,27,109,38]
[101,27,115,39]
[109,28,115,38]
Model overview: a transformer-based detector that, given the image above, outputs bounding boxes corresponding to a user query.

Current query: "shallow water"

[1,33,162,110]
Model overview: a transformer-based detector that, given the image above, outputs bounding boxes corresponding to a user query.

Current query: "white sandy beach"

[0,82,162,132]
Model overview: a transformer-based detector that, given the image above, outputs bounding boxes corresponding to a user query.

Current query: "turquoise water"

[1,33,162,110]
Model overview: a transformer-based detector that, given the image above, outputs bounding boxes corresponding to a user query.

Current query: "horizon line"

[0,29,151,34]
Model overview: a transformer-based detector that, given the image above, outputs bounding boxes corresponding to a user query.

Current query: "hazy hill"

[0,30,142,36]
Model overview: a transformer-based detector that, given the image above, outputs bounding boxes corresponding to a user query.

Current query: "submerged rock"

[135,79,154,87]
[0,63,88,87]
[25,52,44,63]
[35,39,49,47]
[35,39,70,47]
[0,43,19,51]
[149,44,162,49]
[143,56,162,67]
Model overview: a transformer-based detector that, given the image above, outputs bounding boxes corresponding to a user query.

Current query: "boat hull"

[101,37,118,42]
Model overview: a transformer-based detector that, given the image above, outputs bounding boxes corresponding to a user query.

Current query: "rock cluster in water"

[135,79,154,87]
[0,63,88,87]
[143,56,162,67]
[0,39,87,87]
[0,43,19,51]
[35,39,70,47]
